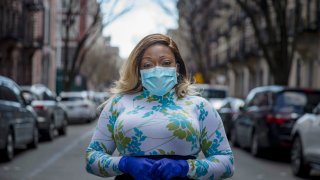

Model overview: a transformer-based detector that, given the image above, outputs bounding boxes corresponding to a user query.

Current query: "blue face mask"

[140,66,177,96]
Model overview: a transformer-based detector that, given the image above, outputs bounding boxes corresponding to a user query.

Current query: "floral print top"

[86,89,234,179]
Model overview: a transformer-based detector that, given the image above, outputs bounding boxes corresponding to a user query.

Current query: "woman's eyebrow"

[159,55,174,59]
[141,56,153,60]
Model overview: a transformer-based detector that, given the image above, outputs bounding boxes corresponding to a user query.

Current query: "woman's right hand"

[118,156,156,180]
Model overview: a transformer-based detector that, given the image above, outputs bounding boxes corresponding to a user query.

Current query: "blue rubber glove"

[118,156,155,180]
[150,158,189,180]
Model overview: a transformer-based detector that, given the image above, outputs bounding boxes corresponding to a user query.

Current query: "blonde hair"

[110,33,197,98]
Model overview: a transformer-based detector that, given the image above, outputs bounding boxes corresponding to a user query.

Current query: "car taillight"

[266,114,289,125]
[33,105,45,110]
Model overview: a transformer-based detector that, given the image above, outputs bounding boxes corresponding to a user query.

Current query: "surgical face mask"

[140,66,177,96]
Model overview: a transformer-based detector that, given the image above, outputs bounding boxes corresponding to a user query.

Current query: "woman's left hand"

[150,158,189,180]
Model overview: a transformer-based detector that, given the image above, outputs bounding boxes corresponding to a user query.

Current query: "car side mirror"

[239,105,246,112]
[21,92,32,106]
[23,96,32,106]
[313,106,320,115]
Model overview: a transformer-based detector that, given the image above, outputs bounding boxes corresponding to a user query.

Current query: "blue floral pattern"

[85,89,234,179]
[127,128,147,155]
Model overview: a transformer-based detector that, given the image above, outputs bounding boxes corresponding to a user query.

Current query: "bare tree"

[177,0,219,83]
[154,0,178,20]
[151,0,212,83]
[81,37,121,90]
[62,0,132,91]
[235,0,302,85]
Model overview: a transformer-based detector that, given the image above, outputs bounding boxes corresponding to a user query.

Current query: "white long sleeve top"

[86,89,234,179]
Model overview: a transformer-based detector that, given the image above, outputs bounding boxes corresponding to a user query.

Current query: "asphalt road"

[1,120,319,180]
[230,146,320,180]
[0,121,108,180]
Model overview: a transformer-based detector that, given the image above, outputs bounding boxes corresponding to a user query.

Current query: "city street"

[0,120,319,180]
[1,0,320,180]
[0,121,111,180]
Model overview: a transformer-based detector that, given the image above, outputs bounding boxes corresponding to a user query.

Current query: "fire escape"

[0,0,43,84]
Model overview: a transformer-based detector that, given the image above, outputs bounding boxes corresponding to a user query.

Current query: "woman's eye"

[162,61,172,66]
[142,63,153,69]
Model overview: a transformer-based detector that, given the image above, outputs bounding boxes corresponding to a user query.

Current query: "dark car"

[0,76,38,161]
[218,97,244,138]
[231,86,320,157]
[21,84,67,140]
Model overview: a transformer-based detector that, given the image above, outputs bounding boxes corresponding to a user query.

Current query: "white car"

[193,84,228,109]
[291,102,320,177]
[59,91,97,123]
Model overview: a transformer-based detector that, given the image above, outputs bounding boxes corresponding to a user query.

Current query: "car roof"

[0,75,21,90]
[250,85,320,94]
[193,84,228,90]
[0,75,16,84]
[60,91,88,97]
[21,84,56,96]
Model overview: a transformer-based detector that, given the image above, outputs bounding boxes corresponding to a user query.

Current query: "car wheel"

[251,131,262,157]
[1,130,14,161]
[230,127,239,147]
[86,118,91,123]
[291,136,310,177]
[27,126,39,149]
[46,121,55,141]
[58,117,67,136]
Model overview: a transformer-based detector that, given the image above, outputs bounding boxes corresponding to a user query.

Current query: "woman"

[86,34,234,180]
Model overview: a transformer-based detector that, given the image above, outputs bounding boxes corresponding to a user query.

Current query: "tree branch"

[288,0,301,62]
[154,0,178,20]
[258,0,276,45]
[236,0,276,74]
[69,2,101,80]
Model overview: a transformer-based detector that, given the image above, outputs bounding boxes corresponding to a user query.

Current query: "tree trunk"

[271,63,291,85]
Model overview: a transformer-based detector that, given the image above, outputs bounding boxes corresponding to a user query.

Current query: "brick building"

[0,0,43,85]
[0,0,60,90]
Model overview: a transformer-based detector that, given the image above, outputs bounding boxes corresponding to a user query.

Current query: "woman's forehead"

[142,44,174,58]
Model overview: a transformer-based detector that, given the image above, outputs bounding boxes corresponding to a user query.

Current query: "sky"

[102,0,178,59]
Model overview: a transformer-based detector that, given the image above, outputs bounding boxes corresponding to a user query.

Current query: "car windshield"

[274,91,320,114]
[200,89,227,99]
[61,96,84,101]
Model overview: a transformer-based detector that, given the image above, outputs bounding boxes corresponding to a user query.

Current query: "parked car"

[91,91,110,116]
[218,97,244,138]
[21,84,67,140]
[59,91,96,123]
[0,76,38,161]
[290,102,320,177]
[231,86,320,157]
[92,91,110,106]
[194,84,228,109]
